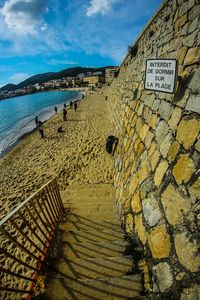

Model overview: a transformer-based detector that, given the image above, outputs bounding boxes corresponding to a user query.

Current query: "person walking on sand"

[64,103,67,108]
[38,120,44,138]
[74,102,77,112]
[55,106,57,114]
[63,107,67,121]
[70,101,73,109]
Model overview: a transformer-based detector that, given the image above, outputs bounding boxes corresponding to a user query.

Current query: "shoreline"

[0,89,86,158]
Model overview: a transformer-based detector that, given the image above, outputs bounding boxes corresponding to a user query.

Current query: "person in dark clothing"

[70,101,73,109]
[38,121,44,138]
[35,116,38,127]
[64,103,67,108]
[63,107,67,121]
[74,102,77,112]
[55,106,57,114]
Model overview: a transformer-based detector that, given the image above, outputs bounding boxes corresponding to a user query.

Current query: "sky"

[0,0,162,87]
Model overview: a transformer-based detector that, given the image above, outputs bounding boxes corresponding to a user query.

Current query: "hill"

[0,67,109,92]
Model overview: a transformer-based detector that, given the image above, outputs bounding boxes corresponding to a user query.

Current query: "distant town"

[0,67,118,100]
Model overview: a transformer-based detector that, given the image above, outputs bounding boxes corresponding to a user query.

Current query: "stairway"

[38,184,143,300]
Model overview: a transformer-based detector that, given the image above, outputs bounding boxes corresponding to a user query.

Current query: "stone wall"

[108,0,200,297]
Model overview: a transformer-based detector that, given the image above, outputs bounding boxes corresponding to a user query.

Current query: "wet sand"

[0,88,113,219]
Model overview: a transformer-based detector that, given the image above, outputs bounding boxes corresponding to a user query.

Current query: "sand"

[0,88,113,220]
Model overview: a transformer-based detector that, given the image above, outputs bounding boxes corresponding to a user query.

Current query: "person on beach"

[63,107,67,121]
[74,102,78,112]
[35,116,38,127]
[70,101,73,109]
[38,121,44,138]
[64,103,67,108]
[55,106,57,114]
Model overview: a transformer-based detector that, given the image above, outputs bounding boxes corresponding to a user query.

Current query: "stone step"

[65,211,120,222]
[62,228,125,244]
[62,240,129,260]
[43,274,142,300]
[59,217,122,233]
[56,256,134,279]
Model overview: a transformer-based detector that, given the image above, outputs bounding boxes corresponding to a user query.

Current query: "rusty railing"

[0,178,64,299]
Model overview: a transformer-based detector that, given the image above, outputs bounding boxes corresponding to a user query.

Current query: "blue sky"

[0,0,162,87]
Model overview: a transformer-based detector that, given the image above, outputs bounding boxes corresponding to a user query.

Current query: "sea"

[0,90,82,156]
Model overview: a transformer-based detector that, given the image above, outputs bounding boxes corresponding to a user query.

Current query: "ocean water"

[0,90,82,155]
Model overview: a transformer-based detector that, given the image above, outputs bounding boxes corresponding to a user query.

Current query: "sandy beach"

[0,88,113,219]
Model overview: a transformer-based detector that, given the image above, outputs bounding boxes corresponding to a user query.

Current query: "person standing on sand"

[38,121,44,138]
[55,106,57,114]
[63,107,67,121]
[74,102,77,112]
[70,101,73,109]
[64,103,67,108]
[35,116,38,127]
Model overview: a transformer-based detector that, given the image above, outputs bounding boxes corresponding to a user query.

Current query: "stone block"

[125,213,134,235]
[161,184,191,226]
[160,132,173,158]
[173,154,195,184]
[152,262,173,292]
[156,121,170,146]
[136,118,143,133]
[142,193,162,227]
[135,214,147,245]
[186,95,200,114]
[189,176,200,199]
[178,47,188,64]
[129,173,138,195]
[195,140,200,152]
[159,101,174,121]
[176,117,200,149]
[145,131,154,150]
[179,2,188,17]
[181,285,200,300]
[148,114,158,129]
[187,69,200,94]
[168,107,182,132]
[148,224,171,259]
[167,141,180,162]
[182,30,198,47]
[184,47,200,66]
[138,162,151,185]
[131,190,142,213]
[154,160,169,187]
[150,150,160,171]
[188,16,199,34]
[175,14,188,29]
[148,142,157,157]
[140,124,149,141]
[175,231,200,272]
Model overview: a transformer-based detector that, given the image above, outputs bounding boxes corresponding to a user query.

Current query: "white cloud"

[86,0,120,17]
[48,59,78,65]
[9,72,31,83]
[0,0,48,34]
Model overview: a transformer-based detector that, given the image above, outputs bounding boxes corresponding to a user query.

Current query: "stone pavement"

[38,184,143,300]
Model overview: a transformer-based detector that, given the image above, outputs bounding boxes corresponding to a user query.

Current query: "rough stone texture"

[189,176,200,199]
[185,96,200,114]
[109,0,200,295]
[135,214,147,245]
[152,262,173,292]
[142,194,162,227]
[131,190,142,213]
[175,231,200,272]
[181,284,200,300]
[126,213,134,235]
[161,184,191,226]
[176,117,200,149]
[167,141,180,162]
[148,224,171,259]
[173,154,195,184]
[154,160,169,187]
[184,47,200,66]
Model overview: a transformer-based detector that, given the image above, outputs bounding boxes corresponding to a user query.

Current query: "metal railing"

[0,178,64,300]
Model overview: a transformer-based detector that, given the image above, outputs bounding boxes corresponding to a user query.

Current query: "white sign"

[144,59,177,93]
